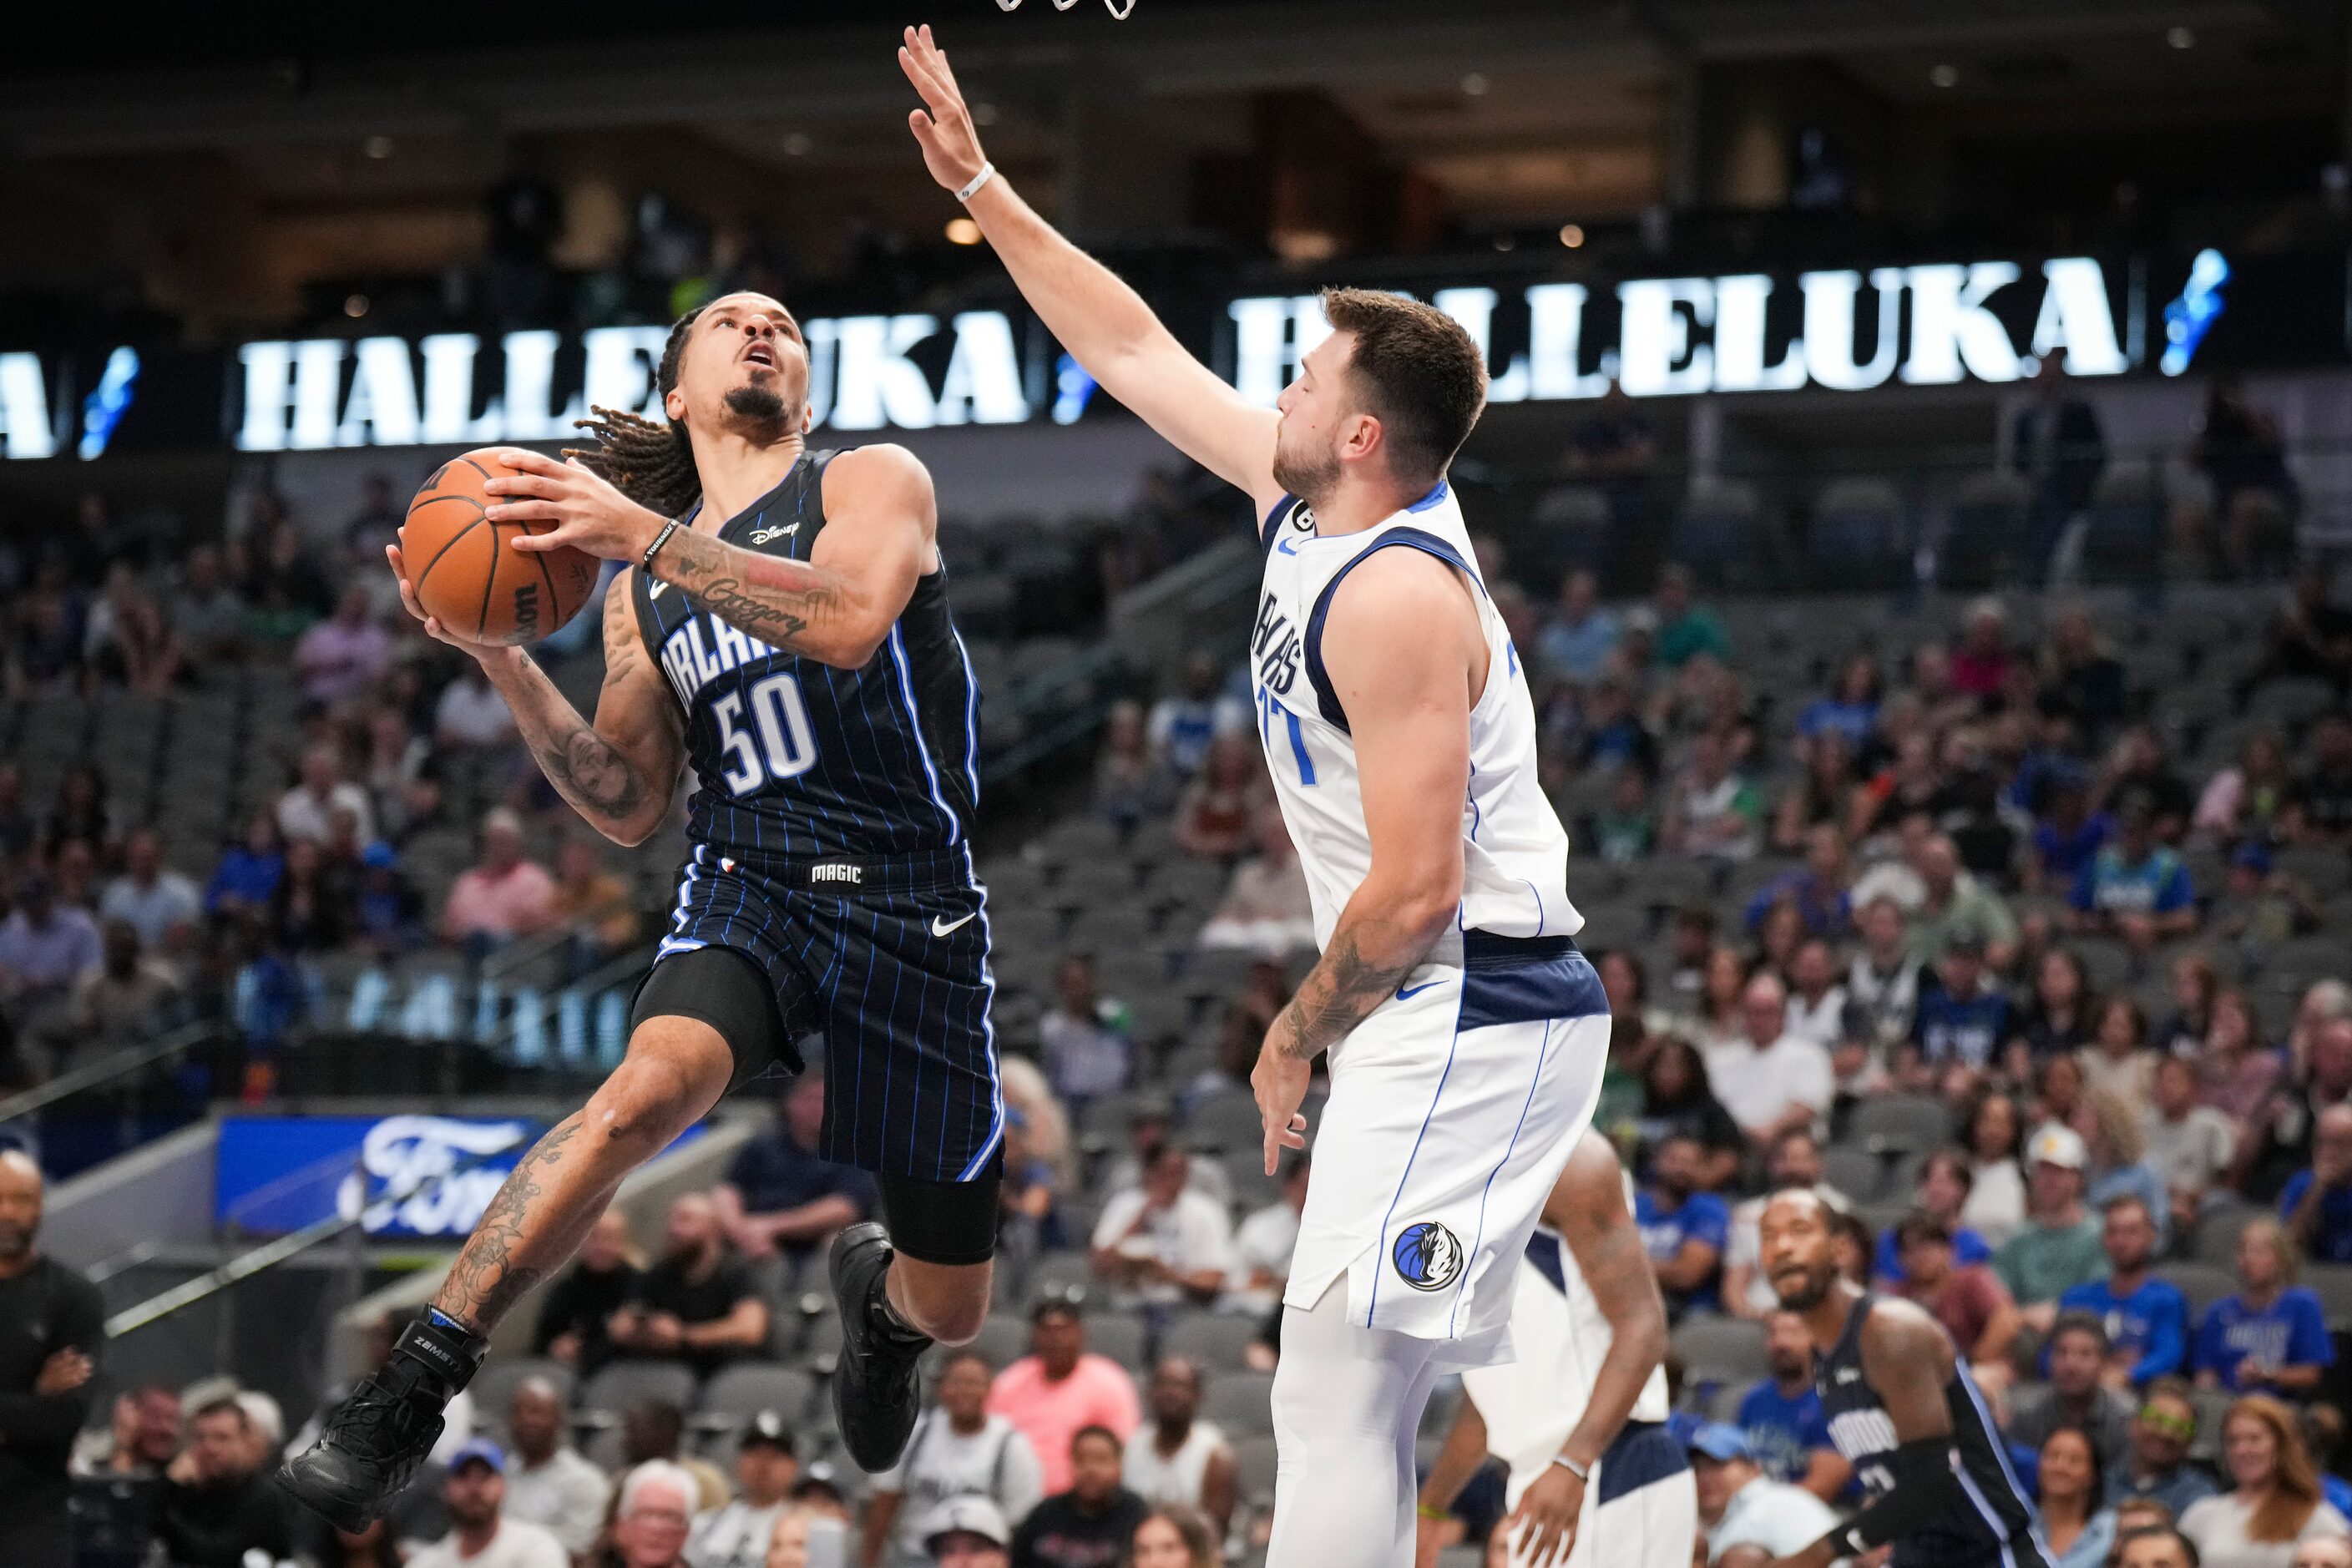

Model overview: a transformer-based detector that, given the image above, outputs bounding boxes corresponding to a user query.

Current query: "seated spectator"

[0,872,102,1018]
[1779,940,1847,1052]
[2038,1424,2121,1568]
[1846,895,1925,1055]
[294,584,393,706]
[1148,653,1247,782]
[1682,945,1750,1055]
[1129,1505,1219,1568]
[989,1302,1141,1496]
[1910,835,2020,971]
[266,837,354,953]
[169,543,250,670]
[1735,1311,1850,1500]
[2179,1395,2349,1568]
[612,1461,700,1568]
[1773,728,1859,858]
[276,744,375,847]
[2281,1105,2352,1264]
[1953,598,2014,700]
[1636,1132,1730,1315]
[2014,948,2097,1065]
[2103,726,2197,844]
[713,1070,877,1272]
[2198,734,2295,844]
[2110,1378,2221,1520]
[65,918,182,1060]
[1722,1130,1853,1318]
[685,1411,800,1568]
[999,1108,1065,1261]
[1228,1156,1308,1313]
[435,662,520,751]
[349,840,426,955]
[1798,652,1884,748]
[99,828,200,953]
[1121,1358,1236,1536]
[2212,844,2324,949]
[1872,1152,1993,1286]
[1196,810,1314,958]
[2198,1219,2333,1399]
[501,1377,609,1561]
[2147,1057,2238,1237]
[1908,929,2010,1087]
[1172,735,1260,861]
[1663,729,1763,862]
[1960,1090,2030,1243]
[1745,826,1852,939]
[407,1439,566,1568]
[1635,1037,1746,1191]
[73,1383,183,1479]
[1704,973,1833,1151]
[549,837,642,979]
[2070,793,2198,951]
[2011,1313,2136,1460]
[1039,954,1133,1110]
[2200,989,2284,1131]
[161,1394,294,1568]
[2241,566,2352,701]
[1539,567,1619,685]
[867,1351,1044,1568]
[609,1193,769,1380]
[617,1404,731,1513]
[1576,672,1661,778]
[1577,759,1661,864]
[1995,1125,2109,1335]
[2283,716,2352,847]
[2076,1086,2171,1250]
[1890,1212,2021,1387]
[205,812,286,917]
[2061,1195,2189,1388]
[1089,1143,1234,1308]
[1103,1102,1231,1208]
[441,807,556,953]
[1010,1425,1148,1568]
[83,562,183,691]
[1690,1423,1840,1563]
[923,1496,1016,1568]
[1092,700,1174,832]
[2031,768,2114,896]
[1655,564,1731,669]
[534,1209,640,1373]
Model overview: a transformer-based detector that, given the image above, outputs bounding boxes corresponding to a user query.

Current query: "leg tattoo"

[433,1116,584,1331]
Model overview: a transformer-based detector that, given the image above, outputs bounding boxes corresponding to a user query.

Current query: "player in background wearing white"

[901,28,1610,1567]
[1415,1128,1691,1568]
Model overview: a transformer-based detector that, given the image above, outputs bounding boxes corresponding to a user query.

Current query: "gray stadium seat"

[1163,1312,1265,1373]
[2154,1262,2236,1319]
[695,1364,817,1427]
[579,1359,698,1420]
[1201,1370,1277,1437]
[2193,1202,2260,1266]
[1842,1095,1952,1155]
[1234,1433,1281,1507]
[469,1357,576,1431]
[1672,1314,1769,1386]
[1821,1146,1886,1204]
[2305,1266,2352,1329]
[970,1314,1032,1371]
[1088,1310,1151,1373]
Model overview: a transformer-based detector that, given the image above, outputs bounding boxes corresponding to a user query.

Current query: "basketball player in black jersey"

[1756,1190,2051,1568]
[279,292,1003,1530]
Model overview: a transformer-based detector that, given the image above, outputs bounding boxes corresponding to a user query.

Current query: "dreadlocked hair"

[563,306,706,518]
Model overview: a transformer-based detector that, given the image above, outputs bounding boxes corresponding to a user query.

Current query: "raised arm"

[899,26,1282,510]
[386,544,683,847]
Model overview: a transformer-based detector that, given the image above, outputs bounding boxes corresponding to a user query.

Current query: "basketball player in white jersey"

[1415,1129,1693,1568]
[902,28,1611,1566]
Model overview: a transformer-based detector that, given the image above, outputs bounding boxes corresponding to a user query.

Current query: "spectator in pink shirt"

[987,1300,1141,1495]
[1951,598,2014,701]
[441,808,556,957]
[293,585,392,706]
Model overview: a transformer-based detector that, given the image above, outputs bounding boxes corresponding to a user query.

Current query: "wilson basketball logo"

[511,582,540,641]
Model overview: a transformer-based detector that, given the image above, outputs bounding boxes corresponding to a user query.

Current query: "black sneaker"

[828,1222,931,1471]
[276,1316,484,1533]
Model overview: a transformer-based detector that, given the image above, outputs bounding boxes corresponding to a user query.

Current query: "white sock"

[1265,1281,1446,1568]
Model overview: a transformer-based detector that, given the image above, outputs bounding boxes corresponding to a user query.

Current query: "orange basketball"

[398,449,602,646]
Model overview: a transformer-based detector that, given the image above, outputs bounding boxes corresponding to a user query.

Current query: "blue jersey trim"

[1458,947,1608,1031]
[1261,493,1300,556]
[1597,1423,1692,1505]
[1407,478,1450,513]
[1302,526,1479,734]
[887,625,963,845]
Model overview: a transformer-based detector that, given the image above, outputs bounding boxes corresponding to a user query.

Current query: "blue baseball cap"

[448,1437,506,1474]
[1687,1424,1753,1463]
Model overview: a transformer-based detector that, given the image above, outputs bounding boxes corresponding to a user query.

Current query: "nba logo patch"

[1391,1220,1464,1292]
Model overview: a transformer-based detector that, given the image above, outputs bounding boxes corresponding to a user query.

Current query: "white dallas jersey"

[1460,1179,1670,1504]
[1251,483,1576,948]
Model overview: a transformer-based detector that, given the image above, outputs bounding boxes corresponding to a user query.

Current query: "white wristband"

[955,161,996,204]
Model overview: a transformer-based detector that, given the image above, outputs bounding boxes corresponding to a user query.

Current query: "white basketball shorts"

[1497,1425,1699,1568]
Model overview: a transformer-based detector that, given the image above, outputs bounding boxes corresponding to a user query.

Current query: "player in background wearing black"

[280,291,1004,1531]
[1757,1189,2051,1568]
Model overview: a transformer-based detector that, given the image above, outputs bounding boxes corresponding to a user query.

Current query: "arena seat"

[1163,1311,1267,1372]
[1842,1095,1953,1155]
[1203,1370,1278,1437]
[1671,1313,1768,1386]
[695,1363,817,1428]
[468,1356,576,1430]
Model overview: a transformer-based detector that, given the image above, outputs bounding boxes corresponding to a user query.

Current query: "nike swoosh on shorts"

[931,911,978,937]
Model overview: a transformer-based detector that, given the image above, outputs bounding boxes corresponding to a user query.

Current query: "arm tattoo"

[654,528,848,653]
[434,1116,583,1331]
[540,718,649,820]
[1268,923,1419,1063]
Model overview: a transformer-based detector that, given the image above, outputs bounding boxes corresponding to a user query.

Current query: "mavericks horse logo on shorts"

[1392,1220,1466,1292]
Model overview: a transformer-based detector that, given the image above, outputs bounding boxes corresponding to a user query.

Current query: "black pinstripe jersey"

[630,451,979,862]
[1817,1292,2051,1568]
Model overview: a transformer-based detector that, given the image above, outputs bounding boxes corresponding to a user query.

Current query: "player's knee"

[587,1029,728,1154]
[892,1260,990,1343]
[923,1297,989,1346]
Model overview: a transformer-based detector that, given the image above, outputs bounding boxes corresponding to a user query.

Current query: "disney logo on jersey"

[1392,1219,1466,1292]
[748,521,799,545]
[1252,592,1302,696]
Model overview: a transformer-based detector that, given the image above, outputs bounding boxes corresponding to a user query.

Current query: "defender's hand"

[488,448,667,563]
[1507,1463,1585,1568]
[1252,1046,1310,1176]
[900,26,989,194]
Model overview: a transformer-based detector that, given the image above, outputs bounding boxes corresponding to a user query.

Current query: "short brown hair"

[1319,287,1487,486]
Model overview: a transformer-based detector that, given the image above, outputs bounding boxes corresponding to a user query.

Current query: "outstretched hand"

[899,26,990,195]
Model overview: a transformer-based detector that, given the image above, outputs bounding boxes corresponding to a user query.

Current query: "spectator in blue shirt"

[2194,1216,2333,1398]
[1736,1310,1852,1502]
[1909,933,2011,1078]
[2106,1378,2220,1520]
[1873,1151,1995,1284]
[1797,653,1884,749]
[1743,824,1853,939]
[2281,1103,2352,1265]
[2030,769,2112,892]
[2066,793,2198,953]
[2060,1193,2189,1387]
[1538,569,1620,685]
[204,812,285,916]
[711,1070,877,1280]
[1636,1133,1729,1316]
